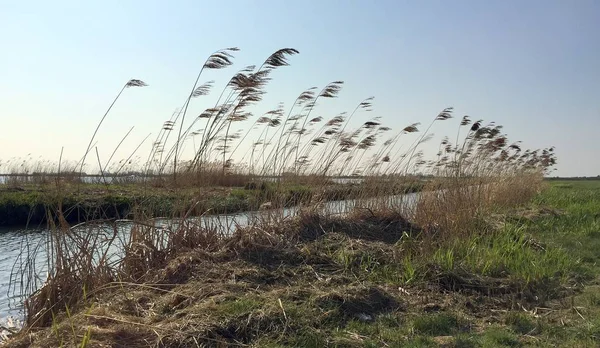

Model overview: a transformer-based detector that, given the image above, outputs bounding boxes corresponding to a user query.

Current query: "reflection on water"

[0,227,47,321]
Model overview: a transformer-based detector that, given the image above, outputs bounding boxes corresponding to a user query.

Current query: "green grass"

[216,296,265,316]
[6,180,600,347]
[412,313,461,336]
[317,179,600,347]
[480,327,522,347]
[263,180,600,346]
[422,180,600,346]
[529,181,600,276]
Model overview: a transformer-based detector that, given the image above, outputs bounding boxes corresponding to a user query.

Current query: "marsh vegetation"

[1,47,577,347]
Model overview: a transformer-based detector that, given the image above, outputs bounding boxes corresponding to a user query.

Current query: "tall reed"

[6,47,557,337]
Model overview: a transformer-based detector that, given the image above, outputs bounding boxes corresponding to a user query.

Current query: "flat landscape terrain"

[4,179,600,347]
[2,2,598,347]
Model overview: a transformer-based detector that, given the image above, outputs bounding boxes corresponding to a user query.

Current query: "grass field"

[4,180,599,347]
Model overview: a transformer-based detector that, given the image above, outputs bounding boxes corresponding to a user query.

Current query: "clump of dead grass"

[3,46,563,347]
[6,204,574,347]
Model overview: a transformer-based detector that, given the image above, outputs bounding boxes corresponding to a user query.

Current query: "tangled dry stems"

[2,46,559,346]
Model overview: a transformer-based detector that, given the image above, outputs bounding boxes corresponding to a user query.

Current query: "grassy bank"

[0,46,562,347]
[4,180,597,347]
[0,180,424,227]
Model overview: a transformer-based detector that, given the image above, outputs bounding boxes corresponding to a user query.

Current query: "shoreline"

[0,181,424,228]
[3,180,598,347]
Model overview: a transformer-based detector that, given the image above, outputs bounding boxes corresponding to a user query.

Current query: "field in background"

[0,174,427,227]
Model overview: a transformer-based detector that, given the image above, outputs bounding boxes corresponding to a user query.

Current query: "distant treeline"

[545,176,600,181]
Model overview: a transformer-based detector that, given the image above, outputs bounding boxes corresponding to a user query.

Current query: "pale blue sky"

[0,0,598,176]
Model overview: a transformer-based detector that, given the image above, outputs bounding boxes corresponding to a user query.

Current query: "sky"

[0,0,598,177]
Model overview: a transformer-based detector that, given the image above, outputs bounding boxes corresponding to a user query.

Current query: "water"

[0,228,47,321]
[0,174,366,185]
[0,192,419,322]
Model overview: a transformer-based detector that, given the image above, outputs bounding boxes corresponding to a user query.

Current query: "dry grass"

[414,173,546,238]
[1,46,560,346]
[4,202,578,347]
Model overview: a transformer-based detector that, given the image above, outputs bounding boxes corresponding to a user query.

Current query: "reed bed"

[2,47,558,346]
